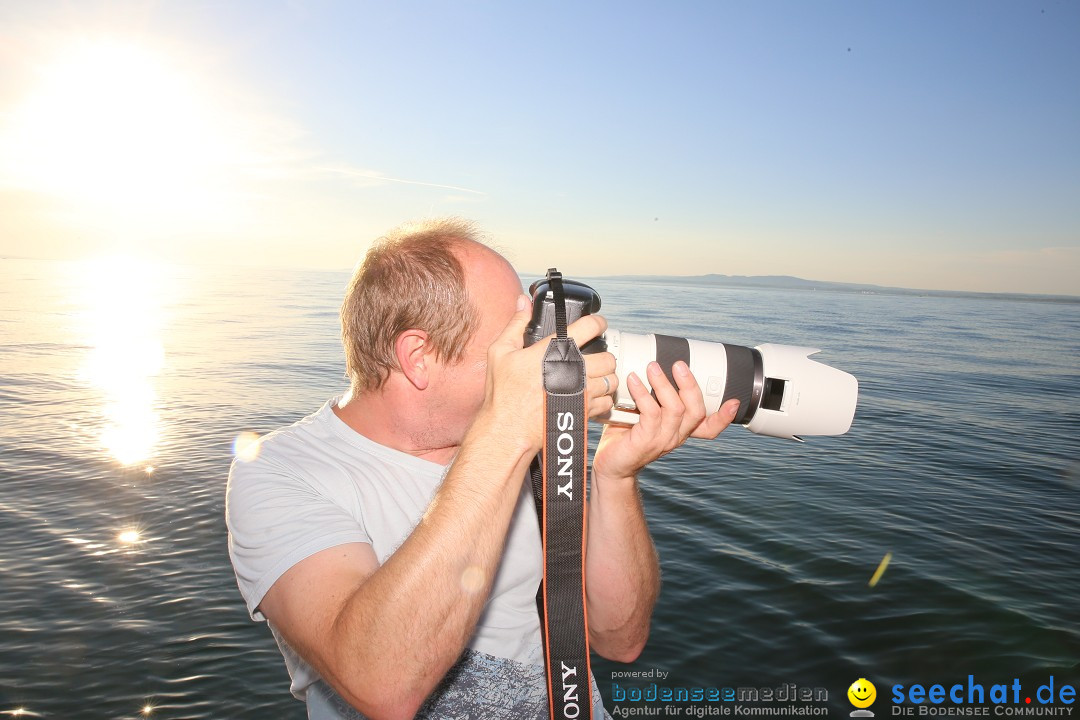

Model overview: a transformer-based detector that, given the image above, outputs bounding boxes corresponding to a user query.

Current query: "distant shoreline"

[575,273,1080,305]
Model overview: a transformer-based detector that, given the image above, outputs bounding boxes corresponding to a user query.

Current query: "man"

[226,218,740,719]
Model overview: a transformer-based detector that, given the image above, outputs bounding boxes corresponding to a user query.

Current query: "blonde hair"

[341,218,483,392]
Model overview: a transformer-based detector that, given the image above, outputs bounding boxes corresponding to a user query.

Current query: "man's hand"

[592,360,739,483]
[480,294,614,454]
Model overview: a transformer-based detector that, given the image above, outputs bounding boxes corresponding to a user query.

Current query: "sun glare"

[233,432,263,463]
[1,37,239,224]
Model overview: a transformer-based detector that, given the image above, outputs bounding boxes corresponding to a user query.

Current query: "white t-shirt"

[226,399,608,718]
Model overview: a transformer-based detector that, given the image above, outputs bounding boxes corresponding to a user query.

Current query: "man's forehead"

[455,242,520,288]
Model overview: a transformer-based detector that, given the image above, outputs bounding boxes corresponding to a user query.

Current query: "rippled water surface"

[1,258,1077,718]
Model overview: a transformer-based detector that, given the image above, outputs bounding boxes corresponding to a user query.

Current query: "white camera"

[600,330,857,441]
[524,274,858,442]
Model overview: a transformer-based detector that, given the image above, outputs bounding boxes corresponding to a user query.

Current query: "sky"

[0,1,1077,295]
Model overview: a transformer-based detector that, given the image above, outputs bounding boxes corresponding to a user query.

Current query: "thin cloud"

[316,165,487,196]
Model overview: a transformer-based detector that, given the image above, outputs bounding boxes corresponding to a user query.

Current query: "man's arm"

[260,410,535,719]
[257,298,610,720]
[585,360,740,661]
[584,466,661,662]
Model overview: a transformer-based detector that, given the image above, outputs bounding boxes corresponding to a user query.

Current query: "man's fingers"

[584,352,616,380]
[566,314,608,350]
[588,373,618,401]
[670,361,707,437]
[690,399,740,439]
[625,369,661,432]
[517,311,606,357]
[588,392,615,418]
[492,294,534,351]
[645,362,686,440]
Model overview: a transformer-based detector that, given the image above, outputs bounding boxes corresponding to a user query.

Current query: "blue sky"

[1,1,1077,294]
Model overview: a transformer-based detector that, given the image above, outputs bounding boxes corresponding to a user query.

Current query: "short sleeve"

[226,454,371,621]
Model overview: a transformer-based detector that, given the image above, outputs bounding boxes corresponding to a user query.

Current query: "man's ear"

[395,329,431,390]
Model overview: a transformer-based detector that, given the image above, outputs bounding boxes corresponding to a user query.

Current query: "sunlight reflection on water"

[69,256,173,466]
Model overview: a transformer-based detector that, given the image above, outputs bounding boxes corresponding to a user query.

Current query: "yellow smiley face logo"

[848,678,876,708]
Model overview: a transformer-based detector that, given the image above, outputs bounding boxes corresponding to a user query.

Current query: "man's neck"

[332,389,461,466]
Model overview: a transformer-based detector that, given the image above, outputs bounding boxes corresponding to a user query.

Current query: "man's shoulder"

[226,398,443,512]
[255,403,336,458]
[226,399,421,490]
[227,402,341,490]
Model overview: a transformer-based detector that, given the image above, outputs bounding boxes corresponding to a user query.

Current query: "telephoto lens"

[525,273,858,441]
[601,330,858,441]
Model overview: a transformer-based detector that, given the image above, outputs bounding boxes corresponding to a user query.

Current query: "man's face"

[425,245,523,444]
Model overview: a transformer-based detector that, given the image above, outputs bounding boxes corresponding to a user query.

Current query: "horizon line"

[1,255,1076,301]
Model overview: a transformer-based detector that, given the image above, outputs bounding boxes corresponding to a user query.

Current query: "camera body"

[524,274,858,442]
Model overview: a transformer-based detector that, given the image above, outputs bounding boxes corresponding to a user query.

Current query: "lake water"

[1,257,1077,719]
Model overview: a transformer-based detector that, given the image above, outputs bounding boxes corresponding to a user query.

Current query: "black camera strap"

[530,269,593,720]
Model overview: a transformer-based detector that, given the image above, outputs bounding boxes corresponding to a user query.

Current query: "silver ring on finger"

[601,375,611,395]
